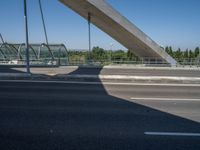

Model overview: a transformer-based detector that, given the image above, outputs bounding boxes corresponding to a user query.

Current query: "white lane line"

[131,97,200,101]
[144,132,200,137]
[1,80,200,87]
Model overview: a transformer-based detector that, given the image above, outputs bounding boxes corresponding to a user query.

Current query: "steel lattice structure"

[0,43,69,61]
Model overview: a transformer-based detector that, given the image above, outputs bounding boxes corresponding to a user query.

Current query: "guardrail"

[0,58,200,67]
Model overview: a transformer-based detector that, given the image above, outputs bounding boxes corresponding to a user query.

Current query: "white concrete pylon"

[59,0,177,65]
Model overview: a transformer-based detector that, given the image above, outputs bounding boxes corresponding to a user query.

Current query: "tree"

[174,48,182,60]
[194,47,200,58]
[112,50,127,60]
[165,46,174,57]
[189,50,194,59]
[91,46,106,61]
[184,49,189,59]
[165,46,169,54]
[169,46,174,57]
[127,50,138,60]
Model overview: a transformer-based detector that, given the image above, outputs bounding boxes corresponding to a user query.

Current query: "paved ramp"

[59,0,177,65]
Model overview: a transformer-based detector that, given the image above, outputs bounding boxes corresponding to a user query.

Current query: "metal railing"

[1,57,200,67]
[0,44,200,68]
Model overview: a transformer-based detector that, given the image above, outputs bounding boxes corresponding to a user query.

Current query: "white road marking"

[1,80,200,87]
[144,132,200,137]
[131,97,200,101]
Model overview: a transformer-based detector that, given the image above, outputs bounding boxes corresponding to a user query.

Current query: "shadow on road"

[0,67,200,150]
[0,65,26,73]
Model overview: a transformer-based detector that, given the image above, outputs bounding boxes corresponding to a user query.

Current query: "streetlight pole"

[24,0,30,73]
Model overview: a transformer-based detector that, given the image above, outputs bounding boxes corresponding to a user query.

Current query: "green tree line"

[165,46,200,60]
[32,45,200,62]
[68,46,139,62]
[68,46,200,62]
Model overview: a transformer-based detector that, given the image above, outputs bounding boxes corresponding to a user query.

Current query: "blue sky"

[0,0,200,50]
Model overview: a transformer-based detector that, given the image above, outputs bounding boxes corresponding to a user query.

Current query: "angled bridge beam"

[59,0,177,65]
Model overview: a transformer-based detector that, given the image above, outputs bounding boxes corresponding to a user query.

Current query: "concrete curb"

[1,73,200,84]
[53,65,200,70]
[0,73,31,78]
[55,75,200,84]
[103,65,200,70]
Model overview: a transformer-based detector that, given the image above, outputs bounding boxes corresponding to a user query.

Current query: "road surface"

[0,80,200,150]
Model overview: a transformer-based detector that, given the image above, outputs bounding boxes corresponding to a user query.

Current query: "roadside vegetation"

[68,46,200,63]
[164,46,200,61]
[68,46,139,63]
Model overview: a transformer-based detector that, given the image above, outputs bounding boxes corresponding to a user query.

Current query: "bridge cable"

[88,12,91,62]
[38,0,55,61]
[0,33,5,43]
[38,0,49,45]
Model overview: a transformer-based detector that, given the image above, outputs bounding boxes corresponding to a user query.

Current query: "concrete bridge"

[59,0,177,65]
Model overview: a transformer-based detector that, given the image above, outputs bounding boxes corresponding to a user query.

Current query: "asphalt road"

[0,80,200,150]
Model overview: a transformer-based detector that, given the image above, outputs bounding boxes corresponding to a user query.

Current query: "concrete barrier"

[1,73,200,84]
